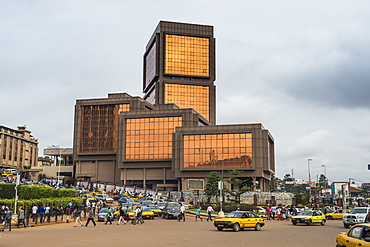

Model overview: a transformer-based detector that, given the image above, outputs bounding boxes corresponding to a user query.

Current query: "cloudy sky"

[1,0,370,184]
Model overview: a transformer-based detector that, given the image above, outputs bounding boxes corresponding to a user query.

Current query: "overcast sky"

[1,0,370,184]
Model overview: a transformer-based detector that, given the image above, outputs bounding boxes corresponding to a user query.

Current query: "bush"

[0,184,76,200]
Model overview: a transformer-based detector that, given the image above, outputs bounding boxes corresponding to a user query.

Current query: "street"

[0,215,344,247]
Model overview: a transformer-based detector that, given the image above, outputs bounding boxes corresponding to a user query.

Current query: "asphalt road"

[0,216,345,247]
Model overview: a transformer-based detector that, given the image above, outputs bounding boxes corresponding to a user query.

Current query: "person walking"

[17,206,27,228]
[206,205,214,222]
[104,207,112,225]
[31,204,38,223]
[74,208,84,227]
[133,206,143,225]
[38,205,45,224]
[195,207,203,221]
[85,207,96,227]
[178,204,186,222]
[1,207,13,231]
[117,206,127,225]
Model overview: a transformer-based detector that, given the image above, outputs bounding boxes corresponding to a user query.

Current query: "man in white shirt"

[32,205,38,222]
[206,205,214,222]
[178,204,186,222]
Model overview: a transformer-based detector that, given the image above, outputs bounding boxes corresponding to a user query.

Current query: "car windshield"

[150,206,159,209]
[167,207,179,211]
[225,212,245,218]
[350,208,368,214]
[298,211,313,216]
[158,202,167,207]
[100,208,108,213]
[142,208,152,212]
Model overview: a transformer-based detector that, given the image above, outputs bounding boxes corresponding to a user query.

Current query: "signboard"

[188,179,204,190]
[44,147,73,155]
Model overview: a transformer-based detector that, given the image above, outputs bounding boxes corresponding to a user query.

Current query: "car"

[336,223,370,247]
[157,202,167,210]
[95,194,114,203]
[141,207,155,219]
[291,210,326,226]
[213,211,265,232]
[98,208,115,222]
[343,207,370,228]
[149,205,162,217]
[162,206,181,219]
[326,209,349,220]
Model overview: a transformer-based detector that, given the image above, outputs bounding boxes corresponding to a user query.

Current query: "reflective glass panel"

[125,117,182,160]
[165,83,209,121]
[165,34,209,77]
[183,133,253,169]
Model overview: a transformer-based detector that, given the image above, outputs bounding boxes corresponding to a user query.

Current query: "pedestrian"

[17,206,27,228]
[178,204,186,222]
[74,208,84,227]
[206,205,214,222]
[65,205,71,223]
[133,206,143,225]
[266,205,272,220]
[38,205,45,224]
[105,207,112,225]
[44,205,50,223]
[117,206,127,225]
[276,207,282,221]
[31,204,38,223]
[1,207,13,231]
[85,207,96,227]
[271,206,276,220]
[195,207,203,221]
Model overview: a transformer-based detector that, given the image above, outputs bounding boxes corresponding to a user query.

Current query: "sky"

[1,0,370,185]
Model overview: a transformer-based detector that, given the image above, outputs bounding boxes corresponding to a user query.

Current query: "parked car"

[141,207,155,219]
[162,206,181,219]
[149,205,162,217]
[98,208,114,222]
[291,210,326,226]
[336,223,370,246]
[213,211,265,232]
[95,194,114,203]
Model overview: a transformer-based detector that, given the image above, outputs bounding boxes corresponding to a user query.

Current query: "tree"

[224,170,253,205]
[204,171,222,203]
[283,174,294,181]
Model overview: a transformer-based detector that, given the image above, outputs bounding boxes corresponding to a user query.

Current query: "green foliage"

[0,197,83,212]
[204,171,222,201]
[224,170,253,205]
[0,184,76,200]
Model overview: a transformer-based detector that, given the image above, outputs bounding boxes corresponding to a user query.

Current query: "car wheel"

[320,220,326,226]
[292,222,297,225]
[217,227,223,231]
[151,216,154,220]
[326,216,333,220]
[344,223,350,228]
[255,223,261,231]
[233,223,240,232]
[307,220,312,226]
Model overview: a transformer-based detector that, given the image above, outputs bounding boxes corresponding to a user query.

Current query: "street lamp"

[308,159,313,183]
[308,159,313,206]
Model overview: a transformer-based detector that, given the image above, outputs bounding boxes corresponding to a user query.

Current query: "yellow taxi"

[336,223,370,247]
[291,210,326,226]
[326,209,349,220]
[148,205,162,217]
[213,211,265,232]
[141,207,155,219]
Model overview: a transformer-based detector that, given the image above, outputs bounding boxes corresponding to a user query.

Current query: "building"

[0,125,38,170]
[73,21,275,191]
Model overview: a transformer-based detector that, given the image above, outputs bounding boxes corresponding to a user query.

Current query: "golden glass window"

[165,83,209,121]
[125,116,182,160]
[80,104,129,153]
[145,42,156,87]
[183,133,253,169]
[165,34,209,77]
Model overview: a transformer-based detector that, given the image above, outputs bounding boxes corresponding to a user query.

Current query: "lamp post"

[308,159,313,206]
[322,164,327,188]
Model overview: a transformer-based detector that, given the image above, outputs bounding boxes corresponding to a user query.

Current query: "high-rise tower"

[143,21,216,124]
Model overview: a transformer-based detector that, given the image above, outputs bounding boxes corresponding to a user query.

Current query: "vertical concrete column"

[163,168,166,184]
[143,168,146,189]
[124,168,127,186]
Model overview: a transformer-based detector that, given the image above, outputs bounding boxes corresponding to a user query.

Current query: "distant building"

[0,125,38,169]
[73,21,275,191]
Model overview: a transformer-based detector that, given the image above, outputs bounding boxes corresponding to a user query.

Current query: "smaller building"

[0,125,38,169]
